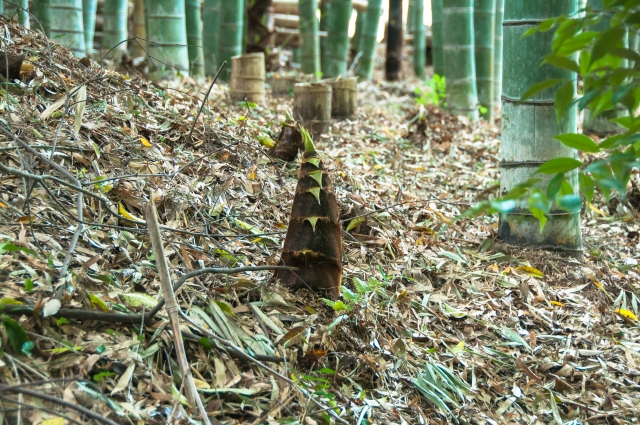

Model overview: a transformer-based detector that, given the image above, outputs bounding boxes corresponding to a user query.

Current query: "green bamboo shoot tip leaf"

[300,126,317,155]
[305,217,320,232]
[308,170,323,187]
[307,187,321,204]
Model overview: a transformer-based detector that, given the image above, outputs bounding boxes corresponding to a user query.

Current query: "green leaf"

[579,172,595,203]
[199,337,212,350]
[299,126,317,154]
[554,134,600,153]
[537,157,583,174]
[519,79,561,103]
[93,371,116,382]
[543,55,579,73]
[546,173,565,200]
[307,187,321,204]
[555,81,575,123]
[590,26,626,67]
[308,170,323,187]
[215,301,234,316]
[557,194,582,212]
[2,315,28,353]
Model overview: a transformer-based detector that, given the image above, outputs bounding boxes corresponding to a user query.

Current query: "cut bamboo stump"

[323,77,357,118]
[230,52,266,105]
[272,74,302,96]
[293,83,332,136]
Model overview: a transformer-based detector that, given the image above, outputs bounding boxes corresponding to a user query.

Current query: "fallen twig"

[188,61,227,140]
[145,200,211,425]
[0,384,119,425]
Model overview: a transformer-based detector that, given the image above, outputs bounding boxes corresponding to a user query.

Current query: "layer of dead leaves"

[1,16,640,425]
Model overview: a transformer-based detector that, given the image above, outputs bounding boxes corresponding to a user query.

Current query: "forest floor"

[1,18,640,425]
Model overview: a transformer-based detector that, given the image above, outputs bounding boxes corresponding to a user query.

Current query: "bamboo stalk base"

[230,52,266,105]
[323,77,357,118]
[293,83,332,137]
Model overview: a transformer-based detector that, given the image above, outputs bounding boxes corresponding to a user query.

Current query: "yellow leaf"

[0,201,6,209]
[193,378,210,389]
[434,211,453,225]
[515,266,545,278]
[89,294,109,312]
[39,418,64,425]
[615,309,638,320]
[589,203,608,216]
[0,298,25,305]
[140,137,152,147]
[550,301,564,307]
[118,203,145,223]
[450,340,465,354]
[346,216,365,232]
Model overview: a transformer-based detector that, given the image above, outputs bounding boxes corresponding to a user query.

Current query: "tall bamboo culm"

[583,0,627,135]
[51,0,85,57]
[385,0,403,81]
[500,0,582,252]
[493,0,504,105]
[431,0,444,76]
[351,10,367,56]
[322,0,353,78]
[219,0,244,81]
[186,0,205,78]
[0,1,3,14]
[407,0,415,34]
[82,0,97,54]
[299,0,320,76]
[474,0,495,122]
[131,0,146,57]
[355,0,382,80]
[413,0,425,79]
[147,0,190,79]
[31,0,51,35]
[103,0,128,55]
[203,0,221,75]
[4,0,29,28]
[320,2,331,73]
[442,0,478,119]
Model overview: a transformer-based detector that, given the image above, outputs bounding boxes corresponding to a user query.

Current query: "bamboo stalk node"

[230,53,266,105]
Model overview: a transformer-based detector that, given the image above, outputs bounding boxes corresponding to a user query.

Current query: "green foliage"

[415,74,447,106]
[469,2,640,228]
[322,276,390,312]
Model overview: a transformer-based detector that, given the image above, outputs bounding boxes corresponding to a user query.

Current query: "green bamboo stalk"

[474,0,495,122]
[493,0,503,105]
[147,0,190,79]
[442,0,478,119]
[320,2,331,73]
[51,0,86,57]
[299,0,320,76]
[322,0,352,78]
[500,0,581,251]
[355,0,383,80]
[186,0,205,78]
[82,0,97,54]
[430,0,444,76]
[351,10,366,54]
[203,0,221,75]
[413,0,425,79]
[4,0,29,28]
[0,1,3,15]
[407,0,415,34]
[583,0,627,135]
[103,0,128,55]
[219,0,244,81]
[31,0,51,35]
